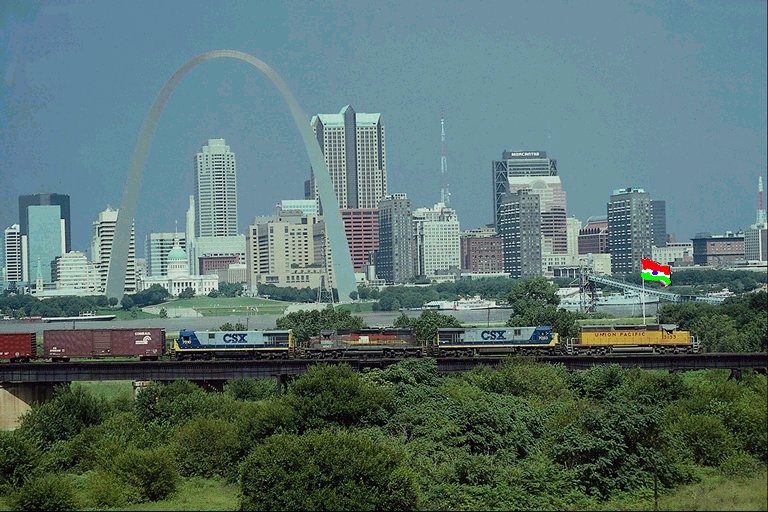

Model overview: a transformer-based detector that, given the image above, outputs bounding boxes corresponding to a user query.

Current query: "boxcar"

[305,328,423,358]
[566,324,698,354]
[435,326,559,356]
[43,328,166,361]
[173,329,294,360]
[0,332,37,362]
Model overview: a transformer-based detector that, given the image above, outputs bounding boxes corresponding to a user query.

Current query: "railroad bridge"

[1,353,766,429]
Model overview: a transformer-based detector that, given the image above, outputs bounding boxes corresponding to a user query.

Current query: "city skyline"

[1,1,766,256]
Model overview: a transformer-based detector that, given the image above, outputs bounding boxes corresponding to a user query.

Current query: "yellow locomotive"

[565,324,699,355]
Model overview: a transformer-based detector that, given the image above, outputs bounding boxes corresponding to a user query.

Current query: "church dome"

[168,244,187,261]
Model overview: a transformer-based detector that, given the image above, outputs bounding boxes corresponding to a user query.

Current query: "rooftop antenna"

[440,108,450,206]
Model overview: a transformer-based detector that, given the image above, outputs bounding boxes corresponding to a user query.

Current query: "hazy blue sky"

[1,0,766,256]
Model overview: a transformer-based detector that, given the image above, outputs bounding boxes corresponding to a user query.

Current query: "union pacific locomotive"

[0,323,699,362]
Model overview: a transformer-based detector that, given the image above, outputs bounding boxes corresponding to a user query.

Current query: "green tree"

[19,384,108,449]
[178,287,195,299]
[410,309,462,345]
[285,363,393,429]
[239,429,421,511]
[120,294,134,310]
[158,307,167,318]
[506,277,560,317]
[276,305,365,344]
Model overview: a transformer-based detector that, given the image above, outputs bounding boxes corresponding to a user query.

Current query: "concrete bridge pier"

[0,382,60,430]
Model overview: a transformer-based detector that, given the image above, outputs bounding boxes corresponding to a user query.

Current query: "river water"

[0,308,515,336]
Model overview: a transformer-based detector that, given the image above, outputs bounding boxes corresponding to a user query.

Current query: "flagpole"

[642,276,646,326]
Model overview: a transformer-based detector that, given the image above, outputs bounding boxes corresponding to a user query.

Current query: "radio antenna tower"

[440,108,450,206]
[757,176,766,225]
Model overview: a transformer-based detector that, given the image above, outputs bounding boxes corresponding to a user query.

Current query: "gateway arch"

[105,50,356,302]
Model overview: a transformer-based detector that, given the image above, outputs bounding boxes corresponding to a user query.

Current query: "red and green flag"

[641,258,671,286]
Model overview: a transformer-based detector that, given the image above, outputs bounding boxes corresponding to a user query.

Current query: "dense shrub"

[285,363,394,429]
[9,473,77,511]
[240,429,421,511]
[224,378,276,401]
[670,413,736,466]
[134,380,241,426]
[235,400,298,458]
[463,357,571,402]
[0,431,40,491]
[112,447,179,502]
[19,384,108,449]
[86,469,139,508]
[174,418,239,479]
[568,364,625,400]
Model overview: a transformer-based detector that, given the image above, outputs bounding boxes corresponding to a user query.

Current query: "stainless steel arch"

[106,50,356,302]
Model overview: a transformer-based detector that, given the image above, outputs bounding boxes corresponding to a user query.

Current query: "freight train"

[0,323,699,363]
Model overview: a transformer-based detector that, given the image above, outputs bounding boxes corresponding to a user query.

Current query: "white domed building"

[137,241,218,297]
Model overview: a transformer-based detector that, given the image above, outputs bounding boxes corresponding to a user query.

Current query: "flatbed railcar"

[435,326,559,356]
[43,328,166,361]
[565,324,699,355]
[173,329,294,360]
[305,328,423,358]
[0,332,37,362]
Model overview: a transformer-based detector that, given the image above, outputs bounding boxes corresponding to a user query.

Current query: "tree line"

[1,359,765,510]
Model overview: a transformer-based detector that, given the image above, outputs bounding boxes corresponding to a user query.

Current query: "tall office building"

[651,200,667,248]
[341,209,379,272]
[607,188,652,274]
[492,151,567,254]
[310,105,386,210]
[19,193,71,253]
[245,210,324,290]
[498,190,542,278]
[25,205,65,284]
[377,193,414,284]
[146,232,186,277]
[413,202,461,278]
[195,139,238,238]
[4,224,22,285]
[91,207,136,294]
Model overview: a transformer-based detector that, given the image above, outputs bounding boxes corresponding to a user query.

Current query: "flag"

[641,259,671,286]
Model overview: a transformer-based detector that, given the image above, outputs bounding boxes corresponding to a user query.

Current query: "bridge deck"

[1,353,766,383]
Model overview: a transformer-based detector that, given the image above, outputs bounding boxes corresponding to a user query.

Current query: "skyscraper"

[195,139,238,238]
[26,205,65,284]
[18,193,71,253]
[3,224,22,285]
[607,188,652,274]
[91,207,136,294]
[377,193,414,284]
[651,200,667,248]
[492,151,567,255]
[310,105,387,210]
[413,202,461,278]
[498,189,542,278]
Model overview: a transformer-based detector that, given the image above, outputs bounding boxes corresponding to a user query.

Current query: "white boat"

[706,288,735,298]
[422,296,502,311]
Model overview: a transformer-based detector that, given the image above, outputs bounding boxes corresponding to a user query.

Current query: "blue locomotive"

[435,326,559,356]
[173,329,294,360]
